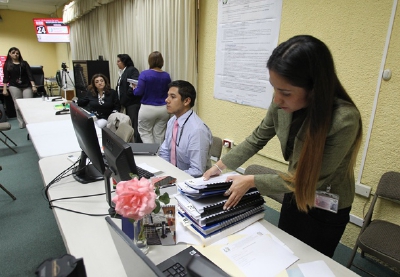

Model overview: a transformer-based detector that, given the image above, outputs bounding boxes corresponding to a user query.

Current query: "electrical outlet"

[223,139,233,148]
[355,183,371,198]
[350,214,364,227]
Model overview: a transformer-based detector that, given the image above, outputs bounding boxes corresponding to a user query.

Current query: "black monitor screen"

[70,102,105,183]
[102,127,139,209]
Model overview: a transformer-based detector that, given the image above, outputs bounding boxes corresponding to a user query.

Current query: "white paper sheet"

[220,233,298,276]
[298,261,335,277]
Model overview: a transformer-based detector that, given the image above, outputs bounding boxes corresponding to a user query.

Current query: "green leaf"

[129,173,138,179]
[155,186,160,196]
[158,192,170,204]
[153,199,161,214]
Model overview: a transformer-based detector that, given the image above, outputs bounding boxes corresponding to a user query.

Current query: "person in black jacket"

[2,47,37,128]
[78,73,120,128]
[116,54,142,142]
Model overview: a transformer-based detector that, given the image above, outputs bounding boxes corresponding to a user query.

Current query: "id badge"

[314,190,339,213]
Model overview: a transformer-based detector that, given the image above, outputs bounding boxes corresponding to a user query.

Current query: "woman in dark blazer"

[116,54,142,142]
[78,73,120,128]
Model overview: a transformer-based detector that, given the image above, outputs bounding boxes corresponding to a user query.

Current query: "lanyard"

[175,110,193,147]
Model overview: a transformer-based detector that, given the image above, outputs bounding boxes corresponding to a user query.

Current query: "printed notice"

[214,0,282,109]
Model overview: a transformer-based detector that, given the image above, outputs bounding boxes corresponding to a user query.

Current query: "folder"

[181,205,265,235]
[178,210,265,247]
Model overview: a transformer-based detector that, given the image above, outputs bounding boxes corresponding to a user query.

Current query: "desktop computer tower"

[72,60,110,99]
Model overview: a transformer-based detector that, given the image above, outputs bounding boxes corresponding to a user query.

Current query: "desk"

[26,120,101,159]
[40,153,191,277]
[16,98,67,125]
[39,153,359,277]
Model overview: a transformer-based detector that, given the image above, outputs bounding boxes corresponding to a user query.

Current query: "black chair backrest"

[30,66,46,96]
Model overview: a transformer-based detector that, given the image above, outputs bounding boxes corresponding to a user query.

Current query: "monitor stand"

[72,151,104,184]
[104,168,121,218]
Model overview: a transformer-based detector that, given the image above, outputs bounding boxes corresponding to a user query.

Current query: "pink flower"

[112,177,157,221]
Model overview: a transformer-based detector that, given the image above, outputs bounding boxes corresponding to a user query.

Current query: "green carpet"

[0,118,67,277]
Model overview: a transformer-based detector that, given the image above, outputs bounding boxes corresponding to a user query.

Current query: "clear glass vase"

[133,217,149,254]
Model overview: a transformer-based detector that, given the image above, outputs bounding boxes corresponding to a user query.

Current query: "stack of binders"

[176,172,265,246]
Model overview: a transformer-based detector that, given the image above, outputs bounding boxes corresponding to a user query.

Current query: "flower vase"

[133,217,149,254]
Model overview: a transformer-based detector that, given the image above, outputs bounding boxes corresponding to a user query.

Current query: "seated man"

[159,80,212,177]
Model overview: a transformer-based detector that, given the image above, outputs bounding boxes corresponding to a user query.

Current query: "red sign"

[0,56,7,87]
[33,18,70,43]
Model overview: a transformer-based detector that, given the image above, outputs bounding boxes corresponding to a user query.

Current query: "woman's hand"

[223,175,256,210]
[32,86,37,93]
[129,83,137,89]
[2,89,8,96]
[203,162,226,180]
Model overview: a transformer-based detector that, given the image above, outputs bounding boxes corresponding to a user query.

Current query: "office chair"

[115,122,135,143]
[244,164,284,204]
[0,166,17,200]
[0,122,17,153]
[347,171,400,273]
[210,136,223,160]
[206,136,223,170]
[30,66,46,97]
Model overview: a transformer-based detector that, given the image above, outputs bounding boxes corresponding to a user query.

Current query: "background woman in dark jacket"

[116,54,142,142]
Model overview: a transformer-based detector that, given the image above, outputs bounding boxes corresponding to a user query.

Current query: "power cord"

[43,157,113,217]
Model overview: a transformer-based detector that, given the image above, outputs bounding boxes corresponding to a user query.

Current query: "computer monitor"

[70,102,105,183]
[102,126,140,214]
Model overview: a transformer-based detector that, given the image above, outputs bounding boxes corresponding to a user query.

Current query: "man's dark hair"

[168,80,196,107]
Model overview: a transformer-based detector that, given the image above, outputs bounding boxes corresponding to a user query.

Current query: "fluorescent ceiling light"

[0,0,9,3]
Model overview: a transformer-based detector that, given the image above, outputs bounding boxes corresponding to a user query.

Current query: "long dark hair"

[4,47,26,71]
[88,74,111,96]
[267,35,362,212]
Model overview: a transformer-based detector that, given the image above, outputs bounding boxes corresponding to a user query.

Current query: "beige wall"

[198,0,400,247]
[0,10,69,80]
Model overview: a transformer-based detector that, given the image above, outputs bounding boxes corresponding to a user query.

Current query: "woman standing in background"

[116,54,142,142]
[78,74,120,128]
[2,47,37,128]
[132,51,171,145]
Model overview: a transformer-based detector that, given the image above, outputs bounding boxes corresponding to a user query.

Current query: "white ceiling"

[0,0,69,16]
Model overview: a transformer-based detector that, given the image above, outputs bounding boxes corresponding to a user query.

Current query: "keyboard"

[162,262,187,277]
[136,166,155,179]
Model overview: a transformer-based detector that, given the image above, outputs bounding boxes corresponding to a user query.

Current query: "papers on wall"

[220,233,298,277]
[214,0,283,109]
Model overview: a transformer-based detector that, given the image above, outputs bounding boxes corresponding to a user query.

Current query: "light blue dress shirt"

[159,109,212,177]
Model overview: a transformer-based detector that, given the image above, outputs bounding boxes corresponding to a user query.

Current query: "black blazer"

[117,66,141,107]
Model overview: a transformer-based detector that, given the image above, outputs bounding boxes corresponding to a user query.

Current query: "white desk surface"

[26,120,102,159]
[39,153,358,277]
[16,97,69,124]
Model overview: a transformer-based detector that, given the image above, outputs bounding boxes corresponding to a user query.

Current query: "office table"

[16,97,68,125]
[39,153,359,277]
[26,120,101,159]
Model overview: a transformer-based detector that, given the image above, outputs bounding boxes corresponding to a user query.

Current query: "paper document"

[298,261,335,277]
[220,233,298,277]
[137,163,162,174]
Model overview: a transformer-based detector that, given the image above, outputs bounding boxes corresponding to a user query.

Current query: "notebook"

[175,193,265,226]
[177,211,265,247]
[129,143,159,155]
[105,216,229,276]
